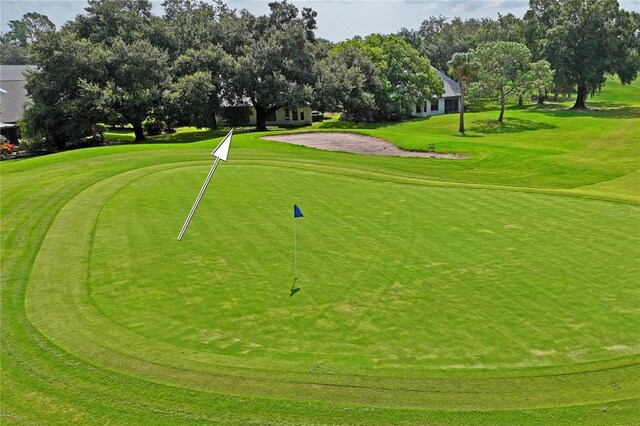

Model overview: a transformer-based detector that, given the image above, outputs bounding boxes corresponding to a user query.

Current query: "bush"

[142,117,165,136]
[17,137,53,154]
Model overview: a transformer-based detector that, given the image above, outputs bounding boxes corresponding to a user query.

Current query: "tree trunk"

[518,95,523,106]
[458,79,465,133]
[132,121,146,142]
[211,113,218,130]
[538,92,545,104]
[255,105,268,132]
[572,84,588,109]
[554,92,558,102]
[498,89,505,123]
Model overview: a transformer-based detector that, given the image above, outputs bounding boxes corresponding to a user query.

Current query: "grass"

[2,77,639,424]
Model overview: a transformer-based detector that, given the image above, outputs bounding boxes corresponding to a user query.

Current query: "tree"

[399,16,485,72]
[527,0,640,109]
[473,42,532,122]
[314,46,382,121]
[477,13,525,44]
[70,0,154,45]
[0,12,55,64]
[528,60,555,104]
[80,38,168,141]
[225,1,318,131]
[164,46,231,130]
[448,51,478,133]
[161,0,229,57]
[24,31,109,149]
[336,34,443,118]
[1,12,55,46]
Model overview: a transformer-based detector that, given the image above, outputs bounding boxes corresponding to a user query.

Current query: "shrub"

[17,137,54,154]
[142,117,165,136]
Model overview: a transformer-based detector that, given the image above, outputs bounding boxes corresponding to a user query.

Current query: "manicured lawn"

[2,78,638,424]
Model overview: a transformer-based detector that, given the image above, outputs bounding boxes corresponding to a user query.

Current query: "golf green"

[25,160,640,409]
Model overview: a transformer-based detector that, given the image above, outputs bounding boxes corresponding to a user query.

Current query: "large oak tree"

[526,0,640,109]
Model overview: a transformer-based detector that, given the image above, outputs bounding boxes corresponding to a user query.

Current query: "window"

[430,100,439,111]
[266,110,277,122]
[300,111,305,121]
[285,109,290,120]
[416,102,421,113]
[424,101,428,112]
[445,99,459,113]
[291,108,298,121]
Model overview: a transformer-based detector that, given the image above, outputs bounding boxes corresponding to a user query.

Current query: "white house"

[411,69,461,118]
[254,105,312,126]
[0,65,36,124]
[0,65,37,143]
[219,98,312,127]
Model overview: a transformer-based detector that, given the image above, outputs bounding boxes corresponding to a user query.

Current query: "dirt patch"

[262,132,468,159]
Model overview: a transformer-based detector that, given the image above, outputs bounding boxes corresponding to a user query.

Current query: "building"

[0,65,37,143]
[259,105,313,126]
[411,69,461,118]
[219,98,312,127]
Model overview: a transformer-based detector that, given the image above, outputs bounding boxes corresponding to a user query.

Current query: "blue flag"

[294,205,303,218]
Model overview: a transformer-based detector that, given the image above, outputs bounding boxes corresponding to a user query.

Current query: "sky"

[2,0,640,42]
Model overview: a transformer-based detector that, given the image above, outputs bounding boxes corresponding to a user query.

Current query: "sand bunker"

[262,132,468,159]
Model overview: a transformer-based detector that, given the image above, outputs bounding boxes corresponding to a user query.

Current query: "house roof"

[434,68,461,98]
[0,65,37,82]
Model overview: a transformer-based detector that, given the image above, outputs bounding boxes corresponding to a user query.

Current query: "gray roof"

[434,68,461,98]
[0,65,37,82]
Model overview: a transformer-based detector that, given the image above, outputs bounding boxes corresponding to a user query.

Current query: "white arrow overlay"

[177,128,234,241]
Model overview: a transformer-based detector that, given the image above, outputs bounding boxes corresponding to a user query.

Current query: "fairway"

[3,79,640,424]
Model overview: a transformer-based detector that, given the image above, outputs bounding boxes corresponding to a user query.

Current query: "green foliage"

[448,51,478,132]
[399,14,524,72]
[70,0,154,45]
[334,34,443,118]
[24,31,110,149]
[0,12,55,47]
[142,117,165,136]
[219,106,251,127]
[314,46,381,121]
[163,46,231,129]
[226,1,318,130]
[0,12,55,64]
[527,0,640,108]
[472,41,533,121]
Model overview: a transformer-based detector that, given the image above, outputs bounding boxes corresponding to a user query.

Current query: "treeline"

[1,0,638,149]
[399,1,640,110]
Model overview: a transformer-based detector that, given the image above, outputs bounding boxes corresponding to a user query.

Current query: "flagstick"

[177,157,221,241]
[292,215,298,289]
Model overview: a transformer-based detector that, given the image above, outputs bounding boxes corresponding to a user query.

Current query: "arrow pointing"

[211,128,233,161]
[177,128,234,241]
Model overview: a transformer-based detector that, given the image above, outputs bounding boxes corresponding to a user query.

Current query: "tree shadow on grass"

[469,117,557,134]
[105,128,252,145]
[452,133,484,138]
[521,103,640,120]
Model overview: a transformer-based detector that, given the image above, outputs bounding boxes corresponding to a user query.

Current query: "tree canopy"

[526,0,640,109]
[0,12,55,64]
[334,34,443,118]
[11,0,640,147]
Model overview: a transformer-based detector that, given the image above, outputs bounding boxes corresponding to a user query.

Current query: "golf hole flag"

[291,204,303,297]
